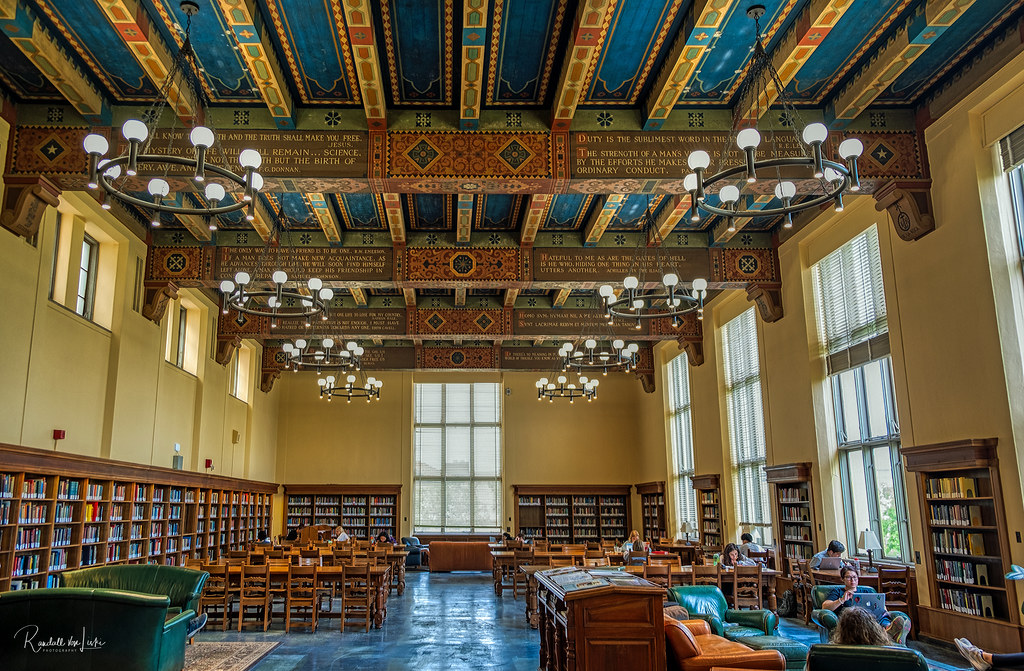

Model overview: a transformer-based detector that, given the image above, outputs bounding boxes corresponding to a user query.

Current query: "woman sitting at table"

[822,566,911,645]
[720,542,757,567]
[333,525,350,542]
[374,531,396,545]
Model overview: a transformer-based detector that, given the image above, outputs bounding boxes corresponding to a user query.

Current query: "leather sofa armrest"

[163,608,195,634]
[725,608,778,635]
[811,609,838,632]
[687,612,726,636]
[682,649,786,671]
[681,619,712,636]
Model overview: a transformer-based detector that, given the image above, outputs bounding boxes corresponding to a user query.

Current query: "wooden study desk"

[535,569,665,671]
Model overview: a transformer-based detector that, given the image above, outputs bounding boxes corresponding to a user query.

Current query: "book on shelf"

[926,477,979,498]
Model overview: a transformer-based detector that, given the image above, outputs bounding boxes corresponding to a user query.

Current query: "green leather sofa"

[806,643,928,671]
[810,585,913,643]
[668,585,778,638]
[60,564,209,637]
[0,587,193,671]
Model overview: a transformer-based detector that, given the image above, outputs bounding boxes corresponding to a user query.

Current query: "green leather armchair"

[806,643,928,671]
[0,587,193,671]
[810,585,912,643]
[668,585,779,639]
[60,563,209,637]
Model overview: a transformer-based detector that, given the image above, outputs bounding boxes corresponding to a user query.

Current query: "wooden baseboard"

[917,605,1024,653]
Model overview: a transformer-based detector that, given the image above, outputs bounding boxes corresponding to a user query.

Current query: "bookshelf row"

[0,444,276,592]
[513,485,632,543]
[765,463,818,573]
[283,485,401,540]
[692,474,722,551]
[637,482,666,542]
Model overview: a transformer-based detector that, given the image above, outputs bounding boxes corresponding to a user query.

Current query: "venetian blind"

[722,307,772,542]
[413,383,502,533]
[1000,122,1024,171]
[813,226,888,374]
[667,354,698,535]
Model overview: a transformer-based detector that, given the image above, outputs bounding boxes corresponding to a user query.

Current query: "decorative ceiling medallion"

[474,313,494,331]
[449,252,477,276]
[405,138,443,171]
[425,312,446,331]
[496,137,534,172]
[38,137,67,163]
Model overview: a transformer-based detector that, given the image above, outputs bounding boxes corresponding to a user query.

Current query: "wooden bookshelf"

[692,474,723,552]
[513,485,631,543]
[902,439,1024,652]
[765,463,816,573]
[283,485,400,541]
[0,443,275,592]
[636,481,666,542]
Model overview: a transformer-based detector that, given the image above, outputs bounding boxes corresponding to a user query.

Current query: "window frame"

[666,354,698,537]
[1010,165,1024,264]
[75,233,99,320]
[413,383,502,534]
[175,304,188,369]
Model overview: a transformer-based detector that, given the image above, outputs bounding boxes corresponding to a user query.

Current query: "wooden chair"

[237,564,270,631]
[333,549,354,566]
[600,539,615,551]
[585,549,606,560]
[265,548,284,559]
[625,548,649,566]
[284,565,319,632]
[198,564,233,631]
[184,558,204,569]
[512,549,533,599]
[798,559,815,624]
[227,549,248,559]
[692,565,721,588]
[299,548,321,564]
[585,541,601,551]
[532,540,549,552]
[561,544,586,553]
[583,556,610,567]
[878,564,911,616]
[787,557,806,619]
[732,564,764,609]
[247,552,266,565]
[548,556,575,568]
[643,564,674,592]
[649,553,682,568]
[341,563,374,632]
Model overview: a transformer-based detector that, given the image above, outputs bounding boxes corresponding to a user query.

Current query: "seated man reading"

[821,566,910,644]
[810,539,854,569]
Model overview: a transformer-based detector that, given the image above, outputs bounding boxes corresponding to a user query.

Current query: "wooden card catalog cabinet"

[535,569,665,671]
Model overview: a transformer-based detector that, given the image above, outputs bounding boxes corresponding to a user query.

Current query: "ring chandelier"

[282,338,364,372]
[318,373,383,403]
[535,374,599,403]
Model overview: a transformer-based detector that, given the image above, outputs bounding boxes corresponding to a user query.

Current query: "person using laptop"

[809,539,853,569]
[821,566,911,644]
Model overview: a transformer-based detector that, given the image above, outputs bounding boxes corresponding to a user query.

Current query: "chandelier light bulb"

[326,375,336,384]
[323,338,334,349]
[101,160,121,180]
[347,342,357,351]
[547,383,555,390]
[585,339,597,349]
[122,119,149,142]
[693,278,708,292]
[148,178,170,197]
[823,167,843,183]
[539,377,549,386]
[687,150,710,170]
[318,378,326,387]
[272,270,288,284]
[838,138,864,159]
[632,299,644,310]
[354,346,364,356]
[736,128,761,150]
[250,172,264,191]
[612,339,624,350]
[599,284,614,298]
[347,374,356,383]
[204,182,226,202]
[234,271,251,285]
[220,280,235,293]
[319,288,334,301]
[238,149,262,169]
[591,379,599,387]
[267,296,279,308]
[308,277,323,292]
[719,185,740,204]
[628,343,639,353]
[623,276,639,290]
[580,376,588,384]
[189,125,214,148]
[375,380,383,388]
[774,181,797,200]
[367,377,377,385]
[83,134,109,156]
[282,342,294,352]
[682,173,698,193]
[536,380,543,388]
[295,339,307,349]
[557,375,567,384]
[663,272,679,287]
[802,122,828,145]
[567,383,576,390]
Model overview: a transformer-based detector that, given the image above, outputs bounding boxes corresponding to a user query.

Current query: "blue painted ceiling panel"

[478,195,521,230]
[543,194,595,230]
[406,194,452,230]
[36,0,158,99]
[607,194,666,230]
[487,0,567,106]
[376,0,452,106]
[336,194,384,230]
[584,0,684,105]
[0,35,62,99]
[260,0,358,104]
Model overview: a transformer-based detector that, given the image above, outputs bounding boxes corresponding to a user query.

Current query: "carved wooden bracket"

[141,281,179,324]
[678,338,704,367]
[0,175,61,238]
[260,369,280,393]
[636,372,656,394]
[746,284,784,323]
[873,179,935,241]
[215,336,242,366]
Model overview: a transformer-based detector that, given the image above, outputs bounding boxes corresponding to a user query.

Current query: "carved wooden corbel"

[215,336,242,366]
[636,372,656,394]
[260,369,280,393]
[141,281,179,324]
[746,284,784,323]
[873,179,935,241]
[678,338,704,367]
[0,175,61,238]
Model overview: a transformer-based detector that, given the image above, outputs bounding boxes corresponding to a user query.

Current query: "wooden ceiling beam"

[552,288,572,308]
[403,288,417,307]
[0,0,109,123]
[455,288,467,306]
[459,0,488,130]
[550,0,616,131]
[216,0,296,129]
[340,0,388,129]
[349,288,368,307]
[456,194,474,244]
[582,194,626,247]
[711,195,773,245]
[648,194,691,246]
[504,288,519,308]
[306,192,342,243]
[828,0,977,126]
[382,193,406,244]
[176,214,212,242]
[99,0,199,122]
[520,194,552,246]
[248,195,272,241]
[736,0,855,123]
[642,0,730,131]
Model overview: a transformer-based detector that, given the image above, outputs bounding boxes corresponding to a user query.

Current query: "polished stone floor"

[195,570,970,671]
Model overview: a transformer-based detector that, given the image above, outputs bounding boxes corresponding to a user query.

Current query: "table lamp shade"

[857,528,882,552]
[680,521,695,534]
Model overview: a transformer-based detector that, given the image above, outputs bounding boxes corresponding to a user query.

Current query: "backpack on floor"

[777,588,796,617]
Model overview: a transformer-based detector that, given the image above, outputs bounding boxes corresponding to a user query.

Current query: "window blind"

[813,226,888,373]
[413,383,502,533]
[1000,122,1024,172]
[722,308,771,541]
[667,354,697,535]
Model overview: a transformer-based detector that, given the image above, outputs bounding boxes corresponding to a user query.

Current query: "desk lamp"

[857,528,882,572]
[681,521,695,542]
